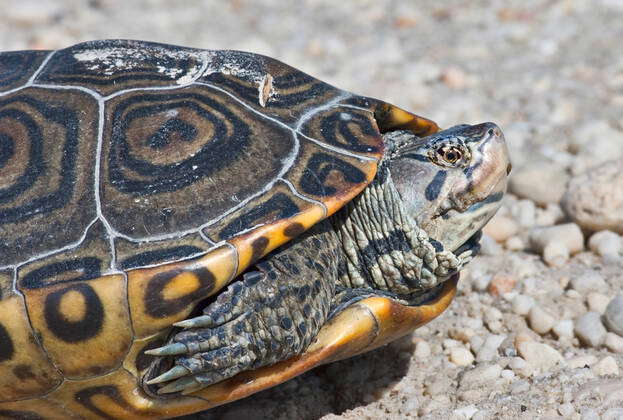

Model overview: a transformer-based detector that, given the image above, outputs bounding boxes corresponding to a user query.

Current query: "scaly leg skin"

[146,223,340,394]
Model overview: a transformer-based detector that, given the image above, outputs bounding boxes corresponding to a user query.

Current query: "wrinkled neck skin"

[330,167,473,297]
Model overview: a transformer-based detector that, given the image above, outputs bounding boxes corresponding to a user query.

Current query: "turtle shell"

[0,40,440,419]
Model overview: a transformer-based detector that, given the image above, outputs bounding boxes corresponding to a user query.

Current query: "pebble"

[482,214,518,242]
[528,305,556,334]
[552,320,575,340]
[581,408,600,420]
[479,234,503,256]
[511,199,536,228]
[516,342,563,373]
[469,335,485,354]
[587,292,611,314]
[574,312,607,347]
[542,241,570,267]
[605,332,623,353]
[414,340,432,359]
[604,295,623,336]
[450,347,475,366]
[440,66,468,89]
[475,334,506,362]
[510,379,530,394]
[535,203,565,226]
[452,405,478,419]
[569,121,623,166]
[505,236,524,251]
[509,162,569,205]
[529,223,584,255]
[558,403,576,417]
[459,364,502,388]
[588,230,622,261]
[604,408,623,420]
[569,271,607,294]
[512,294,534,316]
[562,160,623,234]
[567,355,597,369]
[487,274,516,296]
[593,356,619,376]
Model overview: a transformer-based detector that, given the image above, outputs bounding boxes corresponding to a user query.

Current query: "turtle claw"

[174,315,213,329]
[145,365,190,385]
[144,342,187,356]
[157,376,201,394]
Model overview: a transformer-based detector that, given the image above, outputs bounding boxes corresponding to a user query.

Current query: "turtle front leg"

[145,227,339,394]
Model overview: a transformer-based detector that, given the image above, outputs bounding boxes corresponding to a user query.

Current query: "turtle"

[0,39,510,419]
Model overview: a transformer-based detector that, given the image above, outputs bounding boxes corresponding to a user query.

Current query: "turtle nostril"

[506,162,512,175]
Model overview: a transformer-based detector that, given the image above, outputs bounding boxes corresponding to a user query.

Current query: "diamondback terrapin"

[0,40,510,419]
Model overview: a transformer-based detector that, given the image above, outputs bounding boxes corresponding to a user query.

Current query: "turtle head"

[387,122,511,253]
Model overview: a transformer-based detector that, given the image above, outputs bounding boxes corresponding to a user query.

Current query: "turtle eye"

[435,145,464,166]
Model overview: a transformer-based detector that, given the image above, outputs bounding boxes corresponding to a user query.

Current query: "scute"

[0,39,443,417]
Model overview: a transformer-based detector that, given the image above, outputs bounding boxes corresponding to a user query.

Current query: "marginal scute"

[128,243,237,338]
[0,88,98,266]
[101,86,294,239]
[0,275,62,401]
[0,399,78,419]
[20,272,132,379]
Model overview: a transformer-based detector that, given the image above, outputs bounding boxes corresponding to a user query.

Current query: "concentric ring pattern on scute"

[0,39,386,416]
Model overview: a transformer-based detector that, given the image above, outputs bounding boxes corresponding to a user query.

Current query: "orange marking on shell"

[21,273,132,380]
[375,103,440,136]
[0,294,62,400]
[230,203,326,276]
[127,244,237,338]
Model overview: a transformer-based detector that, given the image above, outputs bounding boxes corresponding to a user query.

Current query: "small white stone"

[530,223,584,255]
[552,319,574,339]
[512,294,534,316]
[505,236,525,251]
[453,405,478,419]
[575,312,608,347]
[543,241,570,267]
[509,161,569,205]
[580,408,600,420]
[516,342,563,373]
[475,334,506,362]
[500,369,515,380]
[604,294,623,336]
[511,199,536,228]
[589,230,622,261]
[570,271,608,294]
[469,335,485,353]
[480,234,503,256]
[593,356,619,376]
[459,364,502,388]
[562,160,623,234]
[587,292,611,314]
[482,214,519,242]
[558,403,576,417]
[450,347,475,367]
[566,354,598,369]
[605,332,623,353]
[443,339,462,350]
[528,305,556,335]
[414,340,431,359]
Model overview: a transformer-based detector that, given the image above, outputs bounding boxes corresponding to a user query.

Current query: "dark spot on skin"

[297,285,310,302]
[280,317,293,330]
[298,323,307,336]
[144,265,215,318]
[12,364,35,380]
[0,322,14,362]
[283,222,305,238]
[303,304,312,317]
[428,238,444,252]
[44,283,104,343]
[251,236,269,262]
[425,170,447,201]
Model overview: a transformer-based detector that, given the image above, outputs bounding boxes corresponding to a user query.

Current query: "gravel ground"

[2,1,623,419]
